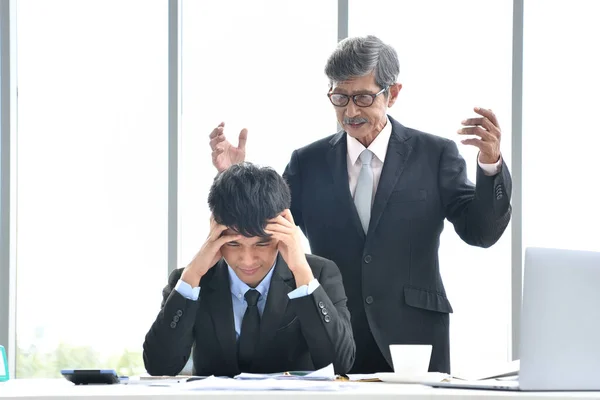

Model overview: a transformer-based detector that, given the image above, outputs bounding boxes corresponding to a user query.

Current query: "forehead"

[331,73,378,92]
[223,228,271,243]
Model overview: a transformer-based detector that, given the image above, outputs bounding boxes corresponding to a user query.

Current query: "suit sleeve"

[440,140,512,248]
[283,150,306,234]
[288,259,356,374]
[143,268,200,376]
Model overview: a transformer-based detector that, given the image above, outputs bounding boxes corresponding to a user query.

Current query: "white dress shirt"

[346,116,501,201]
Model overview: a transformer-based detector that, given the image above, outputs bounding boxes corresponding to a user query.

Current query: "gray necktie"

[354,149,373,234]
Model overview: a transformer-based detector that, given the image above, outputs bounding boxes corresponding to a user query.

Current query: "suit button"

[364,255,372,264]
[324,315,331,323]
[176,309,183,317]
[170,321,177,329]
[321,308,329,315]
[318,301,325,309]
[496,194,503,200]
[365,296,373,305]
[173,315,180,322]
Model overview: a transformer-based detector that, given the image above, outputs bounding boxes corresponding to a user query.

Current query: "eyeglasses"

[327,86,389,107]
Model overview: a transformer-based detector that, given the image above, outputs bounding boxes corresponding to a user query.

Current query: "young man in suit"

[208,35,512,374]
[143,163,355,377]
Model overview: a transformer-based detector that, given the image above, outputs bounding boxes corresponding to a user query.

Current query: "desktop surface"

[3,378,600,400]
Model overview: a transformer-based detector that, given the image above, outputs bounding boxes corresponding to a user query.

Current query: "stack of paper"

[235,363,335,381]
[126,364,346,390]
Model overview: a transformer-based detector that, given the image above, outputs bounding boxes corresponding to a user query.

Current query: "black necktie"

[238,289,261,371]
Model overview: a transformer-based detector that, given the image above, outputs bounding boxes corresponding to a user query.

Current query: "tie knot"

[359,149,373,165]
[244,289,261,306]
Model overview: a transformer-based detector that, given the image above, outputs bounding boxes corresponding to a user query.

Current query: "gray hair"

[324,35,399,90]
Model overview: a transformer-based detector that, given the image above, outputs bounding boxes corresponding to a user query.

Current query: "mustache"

[343,117,368,125]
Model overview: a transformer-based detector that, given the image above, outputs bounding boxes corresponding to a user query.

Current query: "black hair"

[208,162,292,237]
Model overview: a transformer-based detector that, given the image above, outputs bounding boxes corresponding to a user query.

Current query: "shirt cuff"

[288,279,321,299]
[478,154,502,176]
[175,279,201,301]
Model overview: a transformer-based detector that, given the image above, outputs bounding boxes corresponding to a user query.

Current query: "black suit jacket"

[283,116,512,373]
[143,254,355,376]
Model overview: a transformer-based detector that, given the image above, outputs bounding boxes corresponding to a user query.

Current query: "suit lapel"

[253,254,295,367]
[327,132,367,241]
[205,260,238,372]
[367,117,413,238]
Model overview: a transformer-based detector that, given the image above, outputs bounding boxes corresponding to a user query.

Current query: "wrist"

[181,268,205,288]
[478,152,501,164]
[292,265,314,288]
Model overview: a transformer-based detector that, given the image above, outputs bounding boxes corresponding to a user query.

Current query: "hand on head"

[180,216,242,287]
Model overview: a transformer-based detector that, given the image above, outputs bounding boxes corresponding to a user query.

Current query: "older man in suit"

[208,35,511,374]
[143,163,355,376]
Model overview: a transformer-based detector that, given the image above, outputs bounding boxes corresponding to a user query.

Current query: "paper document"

[452,359,520,381]
[344,373,381,382]
[235,363,335,381]
[182,375,350,391]
[124,375,206,386]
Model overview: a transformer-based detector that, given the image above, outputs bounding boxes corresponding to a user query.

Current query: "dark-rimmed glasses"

[327,86,389,107]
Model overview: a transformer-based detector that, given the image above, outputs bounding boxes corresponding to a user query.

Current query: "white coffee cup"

[389,344,433,375]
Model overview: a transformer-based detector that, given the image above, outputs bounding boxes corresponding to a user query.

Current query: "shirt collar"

[226,258,277,299]
[347,115,392,165]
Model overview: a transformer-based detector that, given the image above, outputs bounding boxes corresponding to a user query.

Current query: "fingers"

[214,232,242,247]
[207,215,241,245]
[457,125,494,141]
[238,128,248,150]
[209,134,226,150]
[461,115,500,138]
[268,214,295,229]
[209,225,229,242]
[264,221,293,234]
[263,229,283,241]
[209,215,217,232]
[461,117,485,126]
[474,107,499,128]
[459,107,502,143]
[460,138,493,154]
[281,209,295,224]
[209,122,225,139]
[208,218,229,240]
[460,107,502,163]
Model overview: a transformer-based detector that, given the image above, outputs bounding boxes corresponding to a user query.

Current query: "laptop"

[431,247,600,391]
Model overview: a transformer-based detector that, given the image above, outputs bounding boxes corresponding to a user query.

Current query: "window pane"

[180,0,337,264]
[523,0,600,254]
[15,0,167,377]
[349,0,513,373]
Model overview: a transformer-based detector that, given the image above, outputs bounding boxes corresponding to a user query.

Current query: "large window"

[180,0,338,264]
[7,0,595,380]
[522,0,600,255]
[349,0,514,374]
[15,0,167,377]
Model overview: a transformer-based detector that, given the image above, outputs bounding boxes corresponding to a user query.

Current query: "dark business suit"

[143,253,355,376]
[283,115,512,374]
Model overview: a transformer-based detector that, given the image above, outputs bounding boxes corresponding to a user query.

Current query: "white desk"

[2,379,600,400]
